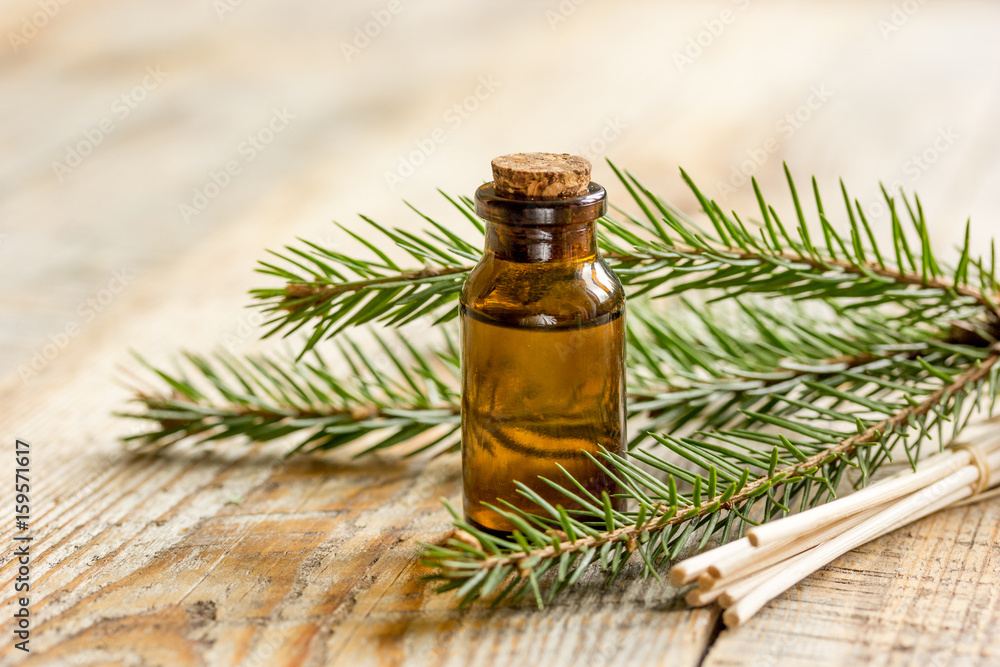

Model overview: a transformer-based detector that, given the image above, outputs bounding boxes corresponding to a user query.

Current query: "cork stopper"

[491,153,591,199]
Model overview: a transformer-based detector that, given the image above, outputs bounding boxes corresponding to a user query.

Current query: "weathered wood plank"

[3,443,719,666]
[704,501,1000,667]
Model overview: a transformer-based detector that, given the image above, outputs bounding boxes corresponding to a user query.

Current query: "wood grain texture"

[704,501,1000,667]
[2,0,1000,665]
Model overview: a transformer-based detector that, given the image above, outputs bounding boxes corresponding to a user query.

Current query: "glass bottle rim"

[474,182,607,227]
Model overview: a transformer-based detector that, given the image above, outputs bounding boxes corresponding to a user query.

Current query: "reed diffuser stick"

[670,420,1000,629]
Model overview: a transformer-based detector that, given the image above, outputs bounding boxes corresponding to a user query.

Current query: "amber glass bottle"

[460,153,627,534]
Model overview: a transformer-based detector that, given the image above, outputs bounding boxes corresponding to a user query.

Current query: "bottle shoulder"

[459,253,625,328]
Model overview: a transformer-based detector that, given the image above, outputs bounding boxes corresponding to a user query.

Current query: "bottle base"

[463,515,515,539]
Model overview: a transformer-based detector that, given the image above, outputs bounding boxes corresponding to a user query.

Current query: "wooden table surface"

[3,1,1000,665]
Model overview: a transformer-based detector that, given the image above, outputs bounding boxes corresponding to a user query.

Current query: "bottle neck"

[485,221,598,263]
[474,181,608,264]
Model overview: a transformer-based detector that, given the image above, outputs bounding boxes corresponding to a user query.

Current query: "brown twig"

[267,240,1000,325]
[278,266,471,310]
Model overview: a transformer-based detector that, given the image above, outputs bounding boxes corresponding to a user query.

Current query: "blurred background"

[3,0,1000,383]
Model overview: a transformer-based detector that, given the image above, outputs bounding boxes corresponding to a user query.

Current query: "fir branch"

[118,332,462,458]
[421,345,1000,607]
[124,298,975,457]
[624,298,995,441]
[601,165,1000,325]
[250,164,1000,356]
[250,198,483,355]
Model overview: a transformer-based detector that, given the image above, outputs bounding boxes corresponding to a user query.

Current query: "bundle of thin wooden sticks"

[669,418,1000,629]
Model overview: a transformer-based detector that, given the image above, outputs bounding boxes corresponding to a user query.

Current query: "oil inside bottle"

[461,308,626,534]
